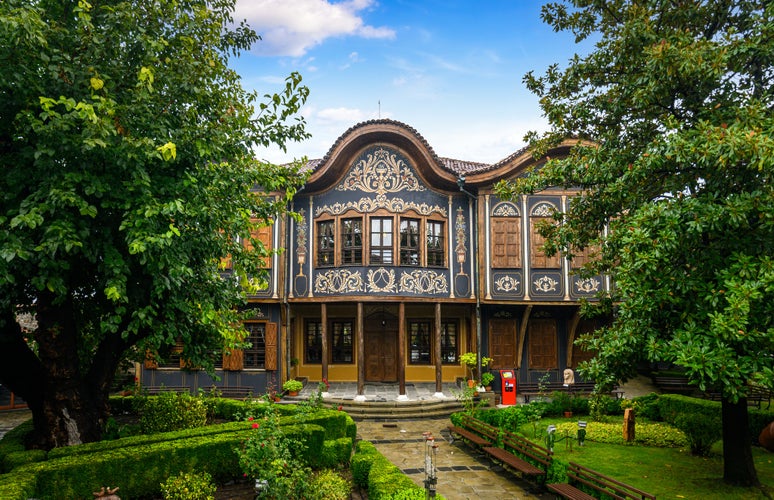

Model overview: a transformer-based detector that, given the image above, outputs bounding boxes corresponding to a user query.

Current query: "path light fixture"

[546,424,557,451]
[577,421,587,446]
[423,432,438,498]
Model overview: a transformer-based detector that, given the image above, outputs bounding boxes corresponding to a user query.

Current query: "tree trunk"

[1,297,120,450]
[722,397,759,486]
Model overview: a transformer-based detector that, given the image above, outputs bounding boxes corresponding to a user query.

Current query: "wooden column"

[321,303,328,383]
[435,302,442,392]
[398,302,406,396]
[357,302,364,396]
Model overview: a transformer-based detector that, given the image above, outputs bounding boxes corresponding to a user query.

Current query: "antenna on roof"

[378,100,381,119]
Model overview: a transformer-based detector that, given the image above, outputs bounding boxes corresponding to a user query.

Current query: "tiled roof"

[299,119,536,176]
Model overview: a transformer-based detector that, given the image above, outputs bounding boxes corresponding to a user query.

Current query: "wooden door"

[489,318,517,369]
[528,319,557,370]
[364,312,398,382]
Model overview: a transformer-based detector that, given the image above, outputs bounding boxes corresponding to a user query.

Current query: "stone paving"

[357,417,547,499]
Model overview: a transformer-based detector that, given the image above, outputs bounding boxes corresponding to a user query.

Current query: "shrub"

[136,392,208,434]
[160,471,216,500]
[351,441,378,488]
[673,412,722,456]
[308,469,351,500]
[236,406,312,499]
[283,379,304,392]
[630,393,662,421]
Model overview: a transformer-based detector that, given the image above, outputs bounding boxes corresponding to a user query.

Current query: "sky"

[231,0,591,165]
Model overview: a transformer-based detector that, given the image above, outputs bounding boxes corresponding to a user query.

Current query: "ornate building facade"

[138,119,607,397]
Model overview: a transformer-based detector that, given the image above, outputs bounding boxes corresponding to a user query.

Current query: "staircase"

[320,398,464,420]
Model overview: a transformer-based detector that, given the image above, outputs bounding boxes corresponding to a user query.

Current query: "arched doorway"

[364,309,398,382]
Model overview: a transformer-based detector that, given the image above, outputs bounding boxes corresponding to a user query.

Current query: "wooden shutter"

[222,347,244,371]
[265,322,278,371]
[530,218,561,268]
[492,218,522,268]
[144,350,158,369]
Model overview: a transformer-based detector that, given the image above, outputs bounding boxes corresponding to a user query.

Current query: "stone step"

[320,399,464,420]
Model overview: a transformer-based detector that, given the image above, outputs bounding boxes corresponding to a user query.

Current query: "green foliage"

[543,419,688,448]
[496,0,774,484]
[351,440,378,488]
[0,0,309,448]
[366,452,423,500]
[452,385,489,414]
[282,379,304,392]
[628,393,663,421]
[673,412,722,456]
[0,420,34,472]
[236,405,312,499]
[308,469,351,500]
[136,392,208,434]
[160,471,216,500]
[0,404,354,499]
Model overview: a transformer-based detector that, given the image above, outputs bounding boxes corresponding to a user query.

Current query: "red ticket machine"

[500,370,516,406]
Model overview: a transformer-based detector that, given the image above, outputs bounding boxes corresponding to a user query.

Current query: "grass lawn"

[518,418,774,499]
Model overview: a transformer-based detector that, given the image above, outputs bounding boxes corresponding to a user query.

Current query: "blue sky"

[232,0,589,164]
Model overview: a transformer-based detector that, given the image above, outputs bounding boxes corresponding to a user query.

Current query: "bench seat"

[547,462,655,500]
[448,414,499,448]
[483,446,545,476]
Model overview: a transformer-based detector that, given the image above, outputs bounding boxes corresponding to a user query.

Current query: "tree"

[0,0,309,449]
[497,0,773,486]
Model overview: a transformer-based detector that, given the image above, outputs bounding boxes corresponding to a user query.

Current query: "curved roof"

[301,119,580,191]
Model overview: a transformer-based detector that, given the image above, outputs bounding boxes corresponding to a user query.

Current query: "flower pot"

[288,391,299,397]
[563,411,573,418]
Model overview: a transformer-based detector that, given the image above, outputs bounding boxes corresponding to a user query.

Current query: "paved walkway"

[357,417,548,499]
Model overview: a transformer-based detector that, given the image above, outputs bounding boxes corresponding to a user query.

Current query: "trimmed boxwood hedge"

[0,403,355,500]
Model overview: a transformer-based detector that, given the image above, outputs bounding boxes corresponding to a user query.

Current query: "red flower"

[248,416,254,421]
[252,423,259,429]
[337,405,343,411]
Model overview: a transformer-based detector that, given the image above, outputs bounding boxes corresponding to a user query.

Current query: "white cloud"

[235,0,395,57]
[316,107,370,124]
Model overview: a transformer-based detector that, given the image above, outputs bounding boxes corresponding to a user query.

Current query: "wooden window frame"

[316,219,335,267]
[399,217,420,266]
[305,320,323,364]
[409,320,432,365]
[331,320,354,363]
[341,216,364,265]
[426,219,445,267]
[440,321,459,364]
[243,322,267,369]
[369,215,394,265]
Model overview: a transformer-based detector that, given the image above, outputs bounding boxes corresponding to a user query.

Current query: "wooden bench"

[547,462,655,500]
[211,386,254,399]
[145,385,190,395]
[704,385,772,409]
[519,381,603,403]
[448,414,499,448]
[483,429,553,482]
[653,376,696,395]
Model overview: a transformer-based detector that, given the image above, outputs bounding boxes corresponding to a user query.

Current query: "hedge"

[0,404,355,499]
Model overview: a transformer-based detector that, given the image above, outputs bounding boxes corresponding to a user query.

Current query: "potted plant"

[459,352,492,387]
[480,372,495,392]
[282,379,304,396]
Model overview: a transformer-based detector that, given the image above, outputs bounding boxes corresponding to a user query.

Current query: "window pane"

[441,322,458,364]
[243,323,266,369]
[317,221,334,266]
[400,218,420,266]
[341,218,363,265]
[370,217,393,265]
[409,321,431,364]
[331,321,353,363]
[305,321,322,363]
[426,221,444,266]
